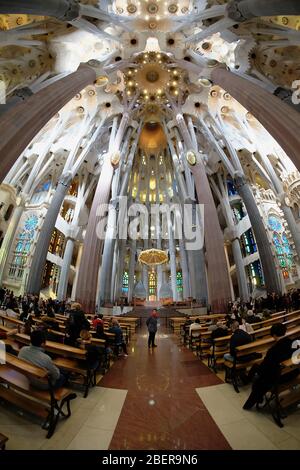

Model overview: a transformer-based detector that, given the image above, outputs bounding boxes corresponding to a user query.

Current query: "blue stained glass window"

[9,214,39,280]
[176,271,183,293]
[273,233,284,254]
[268,215,282,231]
[122,271,129,294]
[227,180,237,196]
[24,215,38,231]
[241,229,257,256]
[35,180,51,193]
[16,242,23,252]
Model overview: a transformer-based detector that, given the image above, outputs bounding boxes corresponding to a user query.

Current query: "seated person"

[239,318,254,334]
[243,323,300,410]
[20,316,34,336]
[78,329,101,371]
[207,319,218,332]
[95,321,107,340]
[109,318,128,356]
[246,310,261,324]
[211,321,229,339]
[224,320,252,363]
[92,314,104,330]
[18,330,67,390]
[189,318,202,337]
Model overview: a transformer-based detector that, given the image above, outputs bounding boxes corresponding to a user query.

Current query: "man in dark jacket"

[224,321,252,362]
[146,309,158,348]
[243,323,299,409]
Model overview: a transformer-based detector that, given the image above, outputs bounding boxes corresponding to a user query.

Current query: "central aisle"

[100,321,231,450]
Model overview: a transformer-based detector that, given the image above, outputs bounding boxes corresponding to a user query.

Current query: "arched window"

[9,214,39,279]
[268,215,295,279]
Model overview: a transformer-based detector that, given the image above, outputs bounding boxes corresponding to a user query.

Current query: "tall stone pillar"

[0,204,23,284]
[0,66,96,183]
[26,174,72,294]
[75,155,114,312]
[234,175,281,294]
[114,239,126,302]
[211,68,300,173]
[191,157,232,312]
[192,249,208,304]
[56,237,75,301]
[128,240,136,303]
[71,243,82,301]
[97,198,117,305]
[0,0,80,20]
[168,225,178,302]
[227,0,300,21]
[178,239,190,300]
[230,234,249,302]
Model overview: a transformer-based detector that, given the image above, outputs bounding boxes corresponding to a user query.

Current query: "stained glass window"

[232,203,246,223]
[149,271,157,299]
[49,229,65,257]
[227,180,237,196]
[268,215,282,231]
[246,260,264,289]
[176,271,183,294]
[31,180,51,205]
[269,219,294,280]
[9,215,39,279]
[240,229,257,257]
[273,233,284,254]
[122,271,129,294]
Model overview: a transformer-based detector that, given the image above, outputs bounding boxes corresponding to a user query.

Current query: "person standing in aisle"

[146,309,158,348]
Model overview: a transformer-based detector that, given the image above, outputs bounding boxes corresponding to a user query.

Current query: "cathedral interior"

[0,0,300,452]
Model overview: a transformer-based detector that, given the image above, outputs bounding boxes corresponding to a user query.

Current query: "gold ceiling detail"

[138,249,168,266]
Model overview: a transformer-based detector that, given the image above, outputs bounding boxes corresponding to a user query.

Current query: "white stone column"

[56,237,75,301]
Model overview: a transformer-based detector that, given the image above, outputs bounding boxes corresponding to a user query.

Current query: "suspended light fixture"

[138,249,168,266]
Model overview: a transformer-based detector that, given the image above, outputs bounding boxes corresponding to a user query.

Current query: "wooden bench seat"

[260,358,300,428]
[224,325,300,393]
[12,334,101,398]
[0,432,8,450]
[0,354,76,438]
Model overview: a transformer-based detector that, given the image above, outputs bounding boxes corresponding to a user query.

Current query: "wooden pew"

[0,353,76,438]
[225,325,300,393]
[12,333,99,398]
[0,313,23,328]
[209,317,300,372]
[250,310,300,330]
[268,357,300,427]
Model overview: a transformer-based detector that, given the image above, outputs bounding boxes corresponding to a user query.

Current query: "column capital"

[224,226,240,242]
[59,171,73,186]
[233,171,246,189]
[227,1,249,22]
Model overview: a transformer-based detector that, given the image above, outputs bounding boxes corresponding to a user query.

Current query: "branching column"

[75,155,114,312]
[211,68,300,173]
[234,175,281,294]
[26,173,72,294]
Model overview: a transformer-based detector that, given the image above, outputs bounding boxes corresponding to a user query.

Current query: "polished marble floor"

[1,322,300,449]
